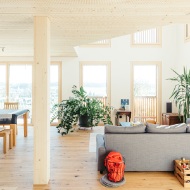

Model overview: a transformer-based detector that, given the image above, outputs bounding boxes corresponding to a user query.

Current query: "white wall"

[62,24,183,121]
[61,57,80,99]
[177,24,190,70]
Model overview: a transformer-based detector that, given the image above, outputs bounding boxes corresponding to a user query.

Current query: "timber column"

[33,16,50,185]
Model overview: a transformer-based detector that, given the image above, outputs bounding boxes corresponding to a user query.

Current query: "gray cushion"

[146,123,187,133]
[104,124,146,134]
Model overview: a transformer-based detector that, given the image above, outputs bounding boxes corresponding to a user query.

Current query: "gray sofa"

[96,123,190,173]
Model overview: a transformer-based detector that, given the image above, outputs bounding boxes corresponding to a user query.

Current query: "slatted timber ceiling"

[0,0,190,57]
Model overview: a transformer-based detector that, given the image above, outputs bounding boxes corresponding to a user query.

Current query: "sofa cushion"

[146,123,187,133]
[104,124,146,134]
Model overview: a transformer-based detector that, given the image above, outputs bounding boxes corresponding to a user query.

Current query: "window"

[9,64,32,113]
[50,63,62,124]
[131,28,161,46]
[80,62,111,105]
[90,39,111,47]
[80,39,111,48]
[131,62,161,123]
[0,65,6,108]
[0,62,62,125]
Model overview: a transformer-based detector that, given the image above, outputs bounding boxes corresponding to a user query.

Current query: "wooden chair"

[4,102,19,109]
[0,129,13,153]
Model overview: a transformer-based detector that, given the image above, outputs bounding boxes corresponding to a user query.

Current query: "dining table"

[0,109,29,146]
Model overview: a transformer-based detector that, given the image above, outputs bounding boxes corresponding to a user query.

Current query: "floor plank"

[0,126,185,190]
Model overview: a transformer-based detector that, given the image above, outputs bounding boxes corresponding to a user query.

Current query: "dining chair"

[4,102,19,110]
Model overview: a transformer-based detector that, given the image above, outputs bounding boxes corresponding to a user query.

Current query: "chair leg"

[9,129,13,149]
[3,133,9,154]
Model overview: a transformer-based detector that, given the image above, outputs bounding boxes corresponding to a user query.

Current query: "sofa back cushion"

[105,124,146,134]
[146,123,187,133]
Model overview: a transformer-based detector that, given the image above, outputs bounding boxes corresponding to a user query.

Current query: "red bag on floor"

[104,151,125,182]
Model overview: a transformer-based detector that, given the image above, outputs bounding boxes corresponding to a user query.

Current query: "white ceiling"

[0,0,190,57]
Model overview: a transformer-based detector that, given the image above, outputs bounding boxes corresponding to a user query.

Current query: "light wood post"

[33,16,50,185]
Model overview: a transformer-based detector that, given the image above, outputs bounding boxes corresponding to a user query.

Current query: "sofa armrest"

[96,134,106,173]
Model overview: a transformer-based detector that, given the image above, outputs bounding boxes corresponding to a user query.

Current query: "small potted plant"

[50,85,113,135]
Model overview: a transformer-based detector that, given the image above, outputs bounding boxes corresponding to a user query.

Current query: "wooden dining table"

[0,109,29,146]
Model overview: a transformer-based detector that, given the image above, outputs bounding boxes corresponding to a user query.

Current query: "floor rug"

[89,133,103,152]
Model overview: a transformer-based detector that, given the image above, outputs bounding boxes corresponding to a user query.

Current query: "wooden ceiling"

[0,0,190,57]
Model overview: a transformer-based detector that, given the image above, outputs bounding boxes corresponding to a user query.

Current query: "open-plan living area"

[1,0,190,189]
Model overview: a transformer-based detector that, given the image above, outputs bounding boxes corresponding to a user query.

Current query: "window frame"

[79,61,111,105]
[130,61,162,123]
[0,61,62,126]
[131,27,162,47]
[80,39,111,48]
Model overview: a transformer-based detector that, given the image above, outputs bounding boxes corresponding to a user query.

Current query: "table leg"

[10,124,16,146]
[3,133,9,154]
[23,112,28,137]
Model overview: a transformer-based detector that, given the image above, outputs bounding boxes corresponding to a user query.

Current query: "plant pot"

[78,114,92,127]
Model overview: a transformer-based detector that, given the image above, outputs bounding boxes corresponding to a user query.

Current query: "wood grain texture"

[0,125,185,190]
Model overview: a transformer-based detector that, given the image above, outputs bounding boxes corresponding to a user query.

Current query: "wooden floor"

[0,125,185,190]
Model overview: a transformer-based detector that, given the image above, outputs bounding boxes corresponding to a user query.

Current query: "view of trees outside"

[0,64,59,124]
[0,65,6,108]
[83,65,107,97]
[133,65,157,122]
[9,65,32,123]
[134,65,156,96]
[50,65,58,112]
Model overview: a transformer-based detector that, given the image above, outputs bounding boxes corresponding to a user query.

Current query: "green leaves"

[50,85,113,135]
[167,67,190,122]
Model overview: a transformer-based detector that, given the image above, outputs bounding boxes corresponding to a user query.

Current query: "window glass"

[50,65,59,110]
[0,65,6,108]
[134,65,156,96]
[83,65,107,96]
[132,28,160,45]
[9,64,32,122]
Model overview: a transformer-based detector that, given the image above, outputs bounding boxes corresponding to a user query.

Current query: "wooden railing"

[133,96,157,123]
[88,96,107,106]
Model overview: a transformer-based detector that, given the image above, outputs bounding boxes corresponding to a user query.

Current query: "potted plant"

[167,67,190,122]
[50,85,113,135]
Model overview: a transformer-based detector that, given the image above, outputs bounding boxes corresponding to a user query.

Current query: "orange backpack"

[104,151,125,182]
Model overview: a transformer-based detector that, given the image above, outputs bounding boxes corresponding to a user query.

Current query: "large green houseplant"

[167,67,190,122]
[51,85,113,135]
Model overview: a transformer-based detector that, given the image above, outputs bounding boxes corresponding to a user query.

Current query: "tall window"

[131,62,161,123]
[80,62,111,105]
[131,28,161,46]
[50,65,59,109]
[0,62,62,125]
[0,65,6,108]
[9,65,32,110]
[50,63,62,124]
